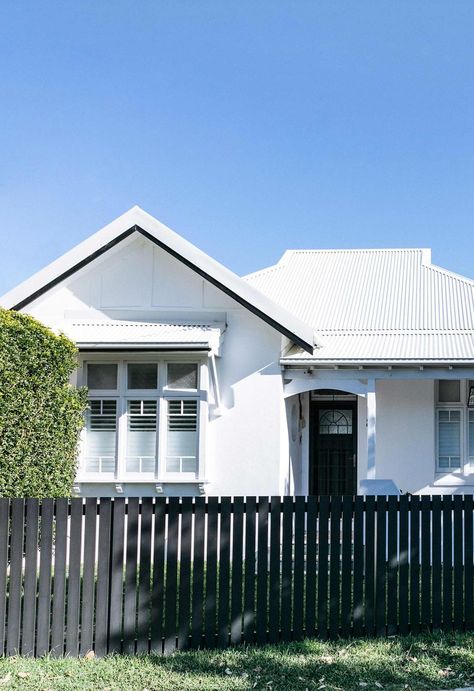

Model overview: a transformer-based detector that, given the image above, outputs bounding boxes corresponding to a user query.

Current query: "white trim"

[78,354,208,484]
[1,205,316,352]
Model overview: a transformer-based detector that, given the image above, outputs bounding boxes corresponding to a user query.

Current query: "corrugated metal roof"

[246,249,474,363]
[281,332,474,364]
[59,321,223,352]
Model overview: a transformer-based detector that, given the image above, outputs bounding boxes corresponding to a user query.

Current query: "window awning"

[59,320,224,354]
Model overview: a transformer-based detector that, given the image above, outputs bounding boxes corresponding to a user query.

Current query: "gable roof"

[245,248,474,364]
[0,206,316,354]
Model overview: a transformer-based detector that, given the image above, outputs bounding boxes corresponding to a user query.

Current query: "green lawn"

[2,633,474,690]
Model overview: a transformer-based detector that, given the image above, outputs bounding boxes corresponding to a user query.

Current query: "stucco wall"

[376,379,436,493]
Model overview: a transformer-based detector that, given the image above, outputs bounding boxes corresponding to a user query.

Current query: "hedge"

[0,309,87,497]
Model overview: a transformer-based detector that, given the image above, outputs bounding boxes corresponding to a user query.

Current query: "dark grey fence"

[0,495,472,657]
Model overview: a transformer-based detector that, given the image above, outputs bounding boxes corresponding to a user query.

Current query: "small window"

[438,380,461,403]
[469,410,474,467]
[87,364,118,390]
[167,363,198,390]
[85,399,117,472]
[127,363,157,390]
[166,399,198,473]
[319,409,353,435]
[468,382,474,408]
[437,409,462,470]
[126,400,157,473]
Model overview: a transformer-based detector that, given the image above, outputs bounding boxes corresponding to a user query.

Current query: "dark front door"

[310,400,357,495]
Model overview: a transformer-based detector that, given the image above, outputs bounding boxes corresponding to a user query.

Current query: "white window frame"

[435,379,471,476]
[77,354,208,483]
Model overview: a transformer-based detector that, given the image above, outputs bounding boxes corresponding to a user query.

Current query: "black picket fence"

[0,495,473,657]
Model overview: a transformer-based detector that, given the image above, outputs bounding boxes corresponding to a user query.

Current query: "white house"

[1,206,473,497]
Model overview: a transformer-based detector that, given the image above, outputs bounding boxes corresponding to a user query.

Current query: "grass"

[2,633,474,690]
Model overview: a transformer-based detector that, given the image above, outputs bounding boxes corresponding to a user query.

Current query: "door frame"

[309,398,358,496]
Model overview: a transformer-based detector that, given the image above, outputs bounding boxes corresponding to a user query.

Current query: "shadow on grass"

[143,632,474,690]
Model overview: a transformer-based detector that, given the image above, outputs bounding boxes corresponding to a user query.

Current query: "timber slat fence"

[0,495,473,657]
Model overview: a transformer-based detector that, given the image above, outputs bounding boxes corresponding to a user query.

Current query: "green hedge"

[0,309,87,497]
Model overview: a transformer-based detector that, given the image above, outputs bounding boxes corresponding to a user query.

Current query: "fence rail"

[0,495,473,657]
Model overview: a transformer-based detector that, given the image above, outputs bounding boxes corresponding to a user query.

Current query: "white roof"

[0,206,315,353]
[246,248,474,364]
[59,321,223,353]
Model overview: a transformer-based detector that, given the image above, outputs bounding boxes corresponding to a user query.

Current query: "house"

[1,206,473,497]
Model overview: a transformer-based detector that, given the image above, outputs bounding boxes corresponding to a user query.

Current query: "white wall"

[22,234,288,497]
[376,379,435,493]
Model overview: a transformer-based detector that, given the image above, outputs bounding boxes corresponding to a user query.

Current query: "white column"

[367,379,376,479]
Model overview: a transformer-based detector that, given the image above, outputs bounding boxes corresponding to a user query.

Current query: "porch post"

[367,379,376,479]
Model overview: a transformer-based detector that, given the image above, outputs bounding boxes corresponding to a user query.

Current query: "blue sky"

[0,1,473,295]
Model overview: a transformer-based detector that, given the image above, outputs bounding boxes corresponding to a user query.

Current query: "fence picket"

[191,498,206,648]
[365,496,376,636]
[123,497,139,655]
[293,496,305,641]
[21,499,39,656]
[151,498,166,653]
[0,499,9,656]
[205,497,219,649]
[108,498,125,653]
[329,496,342,638]
[51,498,68,656]
[244,496,257,644]
[217,497,231,648]
[465,495,474,630]
[317,496,329,639]
[387,495,398,636]
[137,498,153,654]
[178,497,193,650]
[442,495,453,631]
[305,496,317,638]
[281,496,293,641]
[164,497,180,654]
[453,495,463,630]
[65,499,83,656]
[269,497,282,644]
[6,499,24,655]
[230,496,244,645]
[256,497,269,644]
[95,498,112,657]
[352,496,364,637]
[375,496,387,637]
[432,495,442,631]
[398,495,409,636]
[420,495,431,631]
[410,495,420,634]
[36,498,54,656]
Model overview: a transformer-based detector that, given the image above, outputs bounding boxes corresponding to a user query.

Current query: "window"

[438,380,461,402]
[126,400,157,472]
[437,410,462,470]
[82,359,203,479]
[469,410,474,467]
[435,380,474,474]
[87,364,118,390]
[84,400,117,473]
[127,363,157,390]
[319,409,352,435]
[166,400,198,473]
[167,363,198,390]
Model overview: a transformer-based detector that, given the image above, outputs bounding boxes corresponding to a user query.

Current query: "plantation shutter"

[438,409,462,469]
[166,400,198,473]
[85,400,117,472]
[126,400,157,472]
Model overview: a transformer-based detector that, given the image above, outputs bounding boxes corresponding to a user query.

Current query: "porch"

[284,368,474,496]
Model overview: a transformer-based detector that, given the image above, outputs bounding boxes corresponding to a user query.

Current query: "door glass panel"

[319,409,353,435]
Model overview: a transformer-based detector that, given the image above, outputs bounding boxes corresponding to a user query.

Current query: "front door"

[310,400,357,495]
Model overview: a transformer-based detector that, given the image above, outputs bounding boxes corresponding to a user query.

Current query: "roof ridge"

[283,247,429,255]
